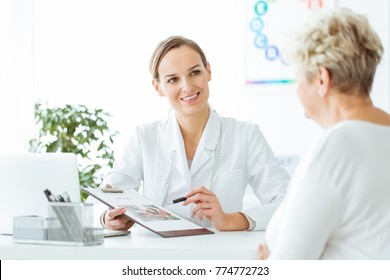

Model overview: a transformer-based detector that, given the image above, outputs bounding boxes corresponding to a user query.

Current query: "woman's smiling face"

[154,45,211,117]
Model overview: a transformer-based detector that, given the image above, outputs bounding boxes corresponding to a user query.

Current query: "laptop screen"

[0,153,81,235]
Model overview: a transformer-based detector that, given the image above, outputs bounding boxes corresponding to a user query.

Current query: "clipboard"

[82,188,214,238]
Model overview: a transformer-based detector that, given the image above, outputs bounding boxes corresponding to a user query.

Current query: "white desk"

[0,226,264,260]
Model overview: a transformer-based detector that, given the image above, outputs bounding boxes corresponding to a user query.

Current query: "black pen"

[43,189,56,202]
[166,196,188,205]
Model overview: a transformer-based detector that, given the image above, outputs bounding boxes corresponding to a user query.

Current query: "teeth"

[182,94,197,101]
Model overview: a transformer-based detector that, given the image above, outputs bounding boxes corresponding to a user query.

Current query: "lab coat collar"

[190,109,221,177]
[165,108,222,185]
[165,113,191,187]
[199,108,221,149]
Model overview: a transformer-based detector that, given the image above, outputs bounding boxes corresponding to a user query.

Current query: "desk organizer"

[13,203,103,246]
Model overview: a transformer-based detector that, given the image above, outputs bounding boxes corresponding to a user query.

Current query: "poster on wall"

[246,0,336,92]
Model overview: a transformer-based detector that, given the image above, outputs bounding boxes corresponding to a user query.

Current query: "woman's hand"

[104,207,134,231]
[257,243,270,260]
[183,186,249,231]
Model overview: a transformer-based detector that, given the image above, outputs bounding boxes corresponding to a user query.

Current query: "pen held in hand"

[166,196,188,205]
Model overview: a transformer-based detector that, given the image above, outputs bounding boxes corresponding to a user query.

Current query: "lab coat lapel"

[165,115,191,188]
[190,110,221,178]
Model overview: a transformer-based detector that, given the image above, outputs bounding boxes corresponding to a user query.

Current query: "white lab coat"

[100,109,290,230]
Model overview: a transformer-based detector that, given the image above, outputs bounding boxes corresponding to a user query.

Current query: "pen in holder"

[47,202,100,244]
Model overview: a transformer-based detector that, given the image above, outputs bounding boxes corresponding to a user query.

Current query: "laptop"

[0,153,81,235]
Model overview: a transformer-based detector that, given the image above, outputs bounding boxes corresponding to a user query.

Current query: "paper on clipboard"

[82,188,214,238]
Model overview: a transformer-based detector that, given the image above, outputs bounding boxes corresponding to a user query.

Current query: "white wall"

[1,0,389,157]
[0,0,35,153]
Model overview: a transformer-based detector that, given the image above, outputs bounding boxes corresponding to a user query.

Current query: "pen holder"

[13,203,103,246]
[47,202,103,244]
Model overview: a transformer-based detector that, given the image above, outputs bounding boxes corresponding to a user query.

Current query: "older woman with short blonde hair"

[258,7,390,259]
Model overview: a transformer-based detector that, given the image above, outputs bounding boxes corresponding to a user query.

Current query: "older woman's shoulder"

[313,120,387,158]
[325,120,389,140]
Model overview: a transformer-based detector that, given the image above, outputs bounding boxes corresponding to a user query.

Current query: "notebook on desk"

[0,153,81,235]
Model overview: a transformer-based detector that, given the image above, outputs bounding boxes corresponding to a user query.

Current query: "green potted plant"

[29,102,118,200]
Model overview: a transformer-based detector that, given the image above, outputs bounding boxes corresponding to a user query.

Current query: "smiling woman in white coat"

[99,36,290,231]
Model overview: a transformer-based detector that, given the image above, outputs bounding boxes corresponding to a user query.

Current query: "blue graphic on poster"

[246,0,335,87]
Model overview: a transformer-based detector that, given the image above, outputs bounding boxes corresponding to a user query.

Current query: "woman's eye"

[190,70,201,76]
[167,77,178,83]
